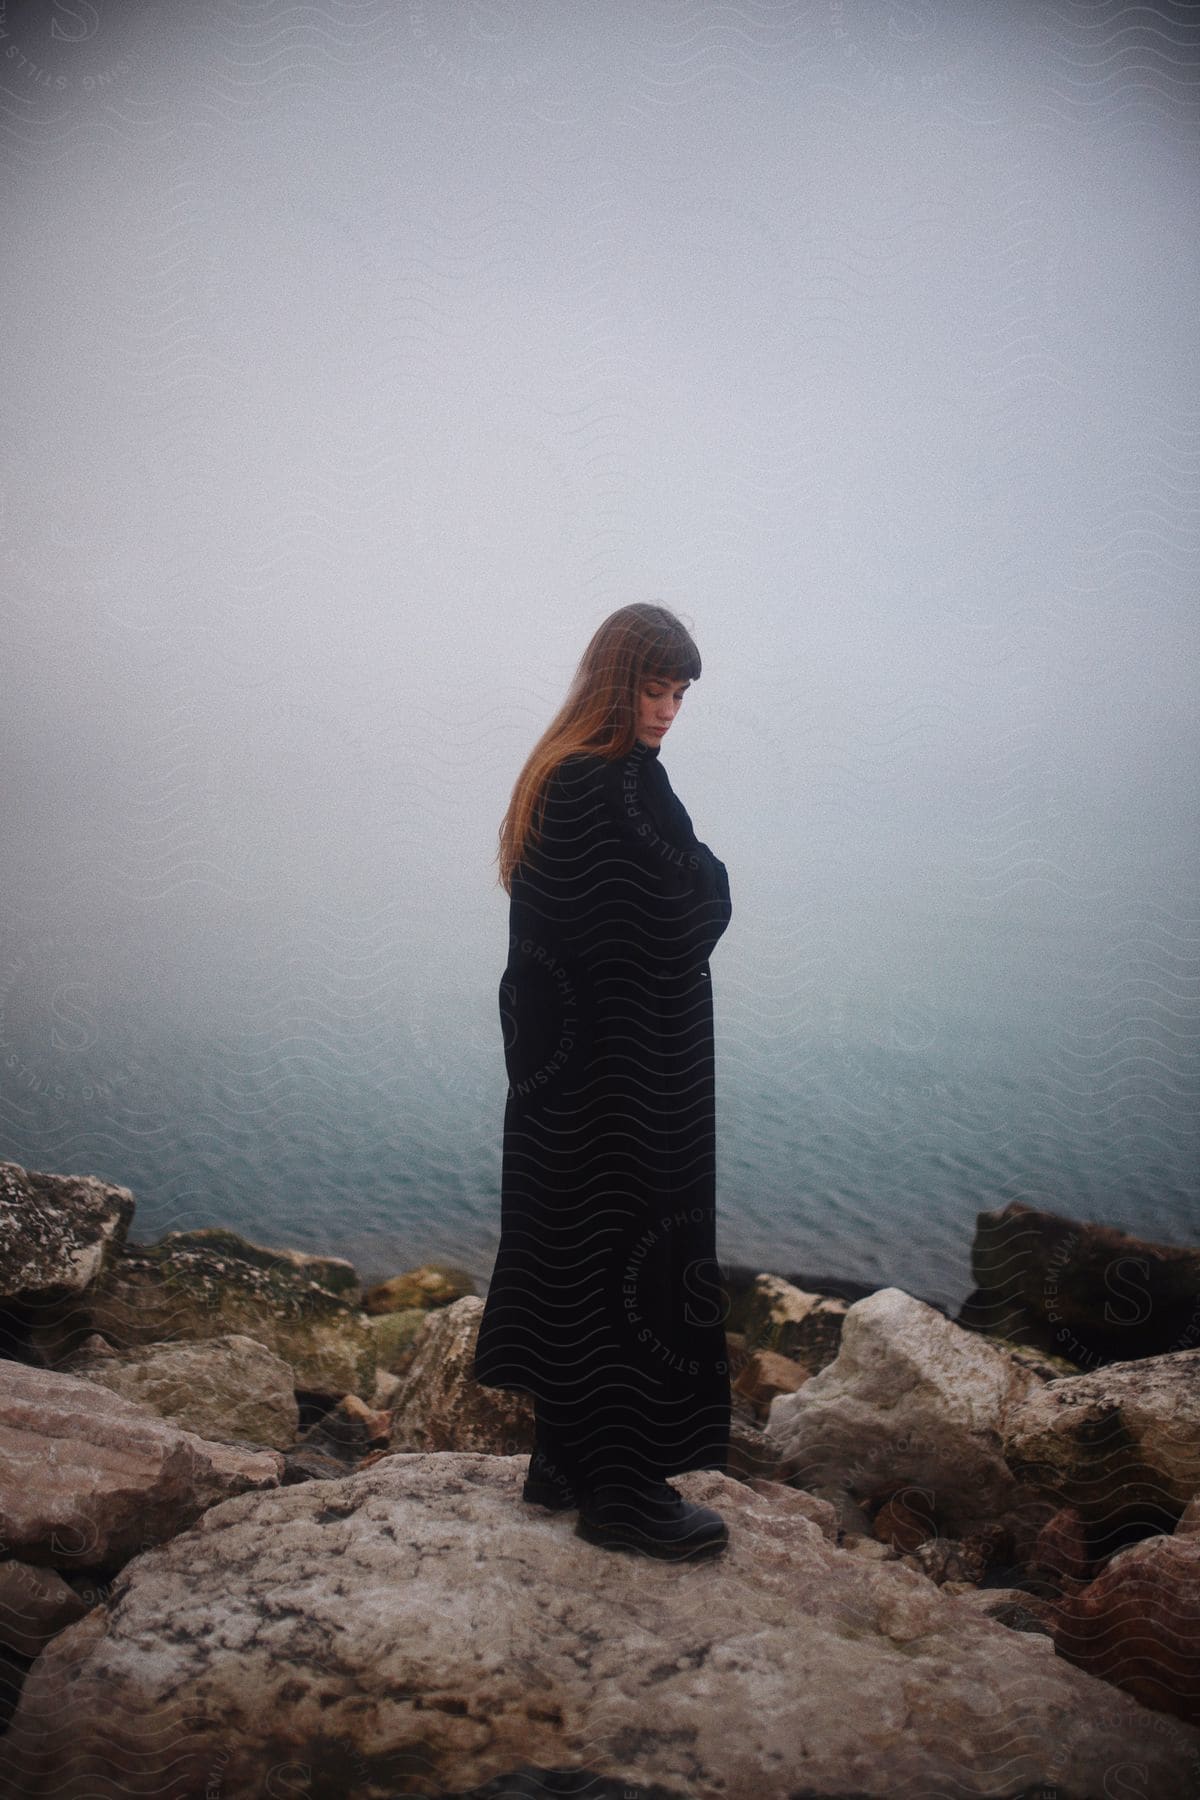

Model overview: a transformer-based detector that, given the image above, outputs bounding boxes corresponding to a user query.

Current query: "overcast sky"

[2,1,1197,1120]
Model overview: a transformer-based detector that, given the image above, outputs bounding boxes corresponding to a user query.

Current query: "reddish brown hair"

[497,603,701,892]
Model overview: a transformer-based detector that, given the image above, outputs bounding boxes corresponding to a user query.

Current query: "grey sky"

[2,1,1197,1157]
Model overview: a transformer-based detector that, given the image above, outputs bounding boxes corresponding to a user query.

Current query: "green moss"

[368,1309,427,1371]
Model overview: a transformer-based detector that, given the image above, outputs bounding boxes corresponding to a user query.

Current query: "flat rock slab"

[61,1331,301,1451]
[0,1362,283,1569]
[3,1456,1198,1800]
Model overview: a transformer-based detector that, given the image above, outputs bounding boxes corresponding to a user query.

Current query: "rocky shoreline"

[1,1156,1198,1799]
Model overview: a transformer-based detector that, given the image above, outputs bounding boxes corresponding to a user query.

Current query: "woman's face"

[636,673,691,747]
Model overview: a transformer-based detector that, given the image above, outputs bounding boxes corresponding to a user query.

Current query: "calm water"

[3,891,1196,1316]
[3,0,1198,1328]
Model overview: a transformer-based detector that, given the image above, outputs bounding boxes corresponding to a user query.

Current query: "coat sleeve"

[519,751,732,972]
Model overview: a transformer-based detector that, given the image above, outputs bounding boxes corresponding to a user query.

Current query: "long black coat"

[473,738,733,1490]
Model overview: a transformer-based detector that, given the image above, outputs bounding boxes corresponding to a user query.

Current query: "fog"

[2,0,1197,1275]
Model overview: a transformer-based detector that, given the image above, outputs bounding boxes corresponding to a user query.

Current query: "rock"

[959,1199,1200,1365]
[281,1445,355,1485]
[0,1162,135,1357]
[767,1287,1050,1551]
[731,1347,808,1421]
[956,1330,1082,1380]
[177,1227,361,1298]
[445,1769,690,1798]
[388,1295,534,1456]
[30,1228,374,1399]
[3,1454,1198,1800]
[1051,1530,1200,1724]
[0,1561,91,1658]
[1002,1348,1200,1546]
[910,1533,1000,1588]
[948,1588,1058,1636]
[366,1305,428,1370]
[1177,1492,1200,1538]
[740,1474,841,1541]
[1031,1505,1092,1583]
[0,1161,136,1300]
[298,1393,390,1462]
[739,1274,848,1372]
[370,1368,404,1410]
[0,1361,283,1569]
[0,1645,28,1739]
[726,1407,781,1482]
[720,1263,876,1335]
[838,1531,899,1564]
[60,1333,300,1451]
[364,1263,477,1314]
[873,1488,938,1554]
[60,1571,119,1609]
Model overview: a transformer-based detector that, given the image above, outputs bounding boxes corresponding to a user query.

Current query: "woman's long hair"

[497,603,702,892]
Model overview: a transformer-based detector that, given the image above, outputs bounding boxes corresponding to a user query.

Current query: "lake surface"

[3,891,1195,1317]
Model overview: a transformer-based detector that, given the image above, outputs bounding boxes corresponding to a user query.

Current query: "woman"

[472,603,733,1560]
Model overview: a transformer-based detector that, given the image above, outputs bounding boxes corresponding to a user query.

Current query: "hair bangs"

[638,621,701,684]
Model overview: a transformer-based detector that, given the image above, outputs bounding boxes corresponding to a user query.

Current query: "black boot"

[522,1444,578,1511]
[522,1410,579,1511]
[575,1478,728,1560]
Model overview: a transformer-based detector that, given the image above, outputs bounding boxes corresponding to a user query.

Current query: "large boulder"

[388,1295,534,1455]
[959,1200,1200,1365]
[0,1162,135,1356]
[1051,1529,1200,1724]
[60,1332,300,1451]
[28,1227,373,1400]
[2,1455,1197,1800]
[767,1287,1050,1549]
[0,1361,283,1570]
[1002,1348,1200,1546]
